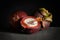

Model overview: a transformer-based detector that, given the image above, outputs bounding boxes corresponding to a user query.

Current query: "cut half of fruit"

[20,16,41,29]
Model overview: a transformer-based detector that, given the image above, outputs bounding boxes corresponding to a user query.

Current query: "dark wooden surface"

[0,27,60,40]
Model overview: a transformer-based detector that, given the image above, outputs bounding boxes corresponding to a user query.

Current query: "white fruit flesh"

[24,18,38,27]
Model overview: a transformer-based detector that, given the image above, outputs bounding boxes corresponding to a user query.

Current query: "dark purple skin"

[34,12,50,30]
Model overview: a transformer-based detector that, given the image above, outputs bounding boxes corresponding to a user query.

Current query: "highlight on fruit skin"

[9,11,27,27]
[17,11,28,18]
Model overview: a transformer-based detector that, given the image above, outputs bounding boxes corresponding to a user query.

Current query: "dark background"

[0,0,60,31]
[0,0,60,40]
